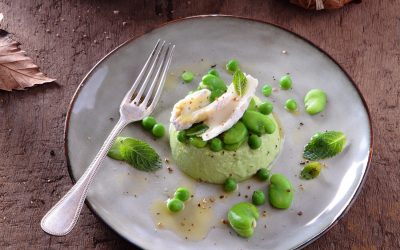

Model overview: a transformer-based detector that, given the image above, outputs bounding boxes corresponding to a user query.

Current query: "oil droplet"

[151,197,215,241]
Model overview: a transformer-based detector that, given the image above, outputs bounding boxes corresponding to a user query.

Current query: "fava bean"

[227,202,259,238]
[247,98,257,111]
[304,89,327,115]
[189,137,207,148]
[241,110,276,136]
[268,174,294,209]
[222,121,248,145]
[223,136,247,151]
[201,74,227,92]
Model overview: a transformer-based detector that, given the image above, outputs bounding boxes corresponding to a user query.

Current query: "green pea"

[189,137,207,148]
[268,174,294,209]
[152,123,165,138]
[241,110,276,136]
[141,116,157,130]
[181,71,194,83]
[174,187,190,202]
[258,101,273,115]
[279,75,292,90]
[222,121,248,145]
[167,198,184,213]
[300,162,322,180]
[285,98,298,112]
[209,138,223,152]
[227,202,259,238]
[252,190,266,206]
[201,74,227,92]
[247,98,257,111]
[256,168,270,181]
[224,177,237,192]
[226,59,239,73]
[208,68,219,77]
[248,135,262,149]
[262,84,272,97]
[304,89,327,115]
[177,131,187,143]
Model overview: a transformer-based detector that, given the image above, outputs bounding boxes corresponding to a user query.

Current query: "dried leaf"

[0,29,55,91]
[290,0,356,10]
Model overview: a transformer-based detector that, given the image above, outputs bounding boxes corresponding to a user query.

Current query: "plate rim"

[62,14,374,250]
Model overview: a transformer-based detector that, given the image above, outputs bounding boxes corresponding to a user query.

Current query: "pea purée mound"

[169,114,282,184]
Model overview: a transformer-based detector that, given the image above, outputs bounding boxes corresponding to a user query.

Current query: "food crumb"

[297,211,303,216]
[167,166,173,173]
[157,222,163,228]
[247,185,251,190]
[50,150,55,156]
[282,50,287,54]
[113,10,120,14]
[264,224,267,228]
[244,195,248,198]
[262,210,267,217]
[122,21,127,26]
[219,195,224,199]
[299,184,304,191]
[221,219,228,225]
[209,197,215,203]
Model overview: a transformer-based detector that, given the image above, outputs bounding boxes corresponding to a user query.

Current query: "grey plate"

[65,15,372,250]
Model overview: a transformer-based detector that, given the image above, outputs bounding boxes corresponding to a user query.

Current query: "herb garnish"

[108,137,161,172]
[233,70,247,96]
[303,131,346,160]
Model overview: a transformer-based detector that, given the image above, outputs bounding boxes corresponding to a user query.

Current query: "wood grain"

[0,0,398,249]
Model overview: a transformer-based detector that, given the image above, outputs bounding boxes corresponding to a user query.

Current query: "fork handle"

[40,118,128,236]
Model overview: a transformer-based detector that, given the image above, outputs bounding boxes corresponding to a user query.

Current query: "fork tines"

[123,40,175,111]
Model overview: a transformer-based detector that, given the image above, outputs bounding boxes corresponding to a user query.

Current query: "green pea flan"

[169,71,282,184]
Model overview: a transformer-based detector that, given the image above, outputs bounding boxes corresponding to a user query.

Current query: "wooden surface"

[0,0,398,249]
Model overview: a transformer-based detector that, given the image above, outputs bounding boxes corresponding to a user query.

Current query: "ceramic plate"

[65,16,372,250]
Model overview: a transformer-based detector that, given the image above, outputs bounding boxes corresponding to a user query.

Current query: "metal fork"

[41,40,175,236]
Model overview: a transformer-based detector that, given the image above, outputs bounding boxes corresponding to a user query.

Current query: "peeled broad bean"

[268,174,294,209]
[304,89,327,115]
[201,74,227,91]
[241,110,276,136]
[223,136,247,151]
[227,202,259,238]
[222,121,248,145]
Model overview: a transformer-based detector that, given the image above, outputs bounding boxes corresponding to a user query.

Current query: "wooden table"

[0,0,398,249]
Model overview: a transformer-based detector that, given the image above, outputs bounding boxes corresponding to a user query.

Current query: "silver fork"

[41,40,175,236]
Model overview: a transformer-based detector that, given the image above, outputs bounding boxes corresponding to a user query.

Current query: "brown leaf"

[0,29,56,91]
